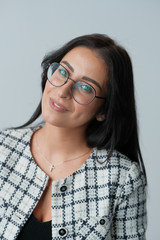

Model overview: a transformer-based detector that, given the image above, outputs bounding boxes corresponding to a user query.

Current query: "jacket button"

[60,185,67,192]
[99,218,106,225]
[58,227,68,237]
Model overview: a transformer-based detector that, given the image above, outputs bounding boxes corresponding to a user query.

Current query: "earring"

[97,116,103,122]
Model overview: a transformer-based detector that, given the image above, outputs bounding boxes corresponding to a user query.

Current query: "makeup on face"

[49,97,69,113]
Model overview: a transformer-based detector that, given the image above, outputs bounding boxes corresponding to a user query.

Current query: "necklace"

[35,135,92,172]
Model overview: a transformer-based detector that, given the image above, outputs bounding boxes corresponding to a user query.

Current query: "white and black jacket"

[0,126,147,240]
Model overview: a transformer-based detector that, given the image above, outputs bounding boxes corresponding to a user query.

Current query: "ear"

[96,113,106,122]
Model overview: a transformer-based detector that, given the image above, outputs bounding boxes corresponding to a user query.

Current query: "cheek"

[74,102,101,122]
[43,80,52,94]
[42,81,54,105]
[41,82,51,114]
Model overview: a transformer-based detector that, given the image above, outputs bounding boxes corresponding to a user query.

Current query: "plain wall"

[0,0,159,238]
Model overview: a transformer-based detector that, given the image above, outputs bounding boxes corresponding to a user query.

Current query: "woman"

[0,34,147,239]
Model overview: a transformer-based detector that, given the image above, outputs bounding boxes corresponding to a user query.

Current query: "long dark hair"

[16,33,147,179]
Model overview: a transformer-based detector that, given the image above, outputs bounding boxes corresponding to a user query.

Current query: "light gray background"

[0,0,159,238]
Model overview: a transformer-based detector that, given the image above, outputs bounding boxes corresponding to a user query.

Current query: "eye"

[75,82,93,94]
[82,84,92,93]
[58,68,68,78]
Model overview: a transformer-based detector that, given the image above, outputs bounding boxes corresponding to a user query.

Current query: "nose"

[57,80,73,99]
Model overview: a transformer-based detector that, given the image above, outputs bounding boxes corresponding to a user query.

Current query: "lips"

[49,97,68,112]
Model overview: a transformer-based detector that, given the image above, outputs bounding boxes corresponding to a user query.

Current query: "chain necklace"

[35,135,92,172]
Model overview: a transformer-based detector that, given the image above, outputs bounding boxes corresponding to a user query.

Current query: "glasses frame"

[47,62,106,105]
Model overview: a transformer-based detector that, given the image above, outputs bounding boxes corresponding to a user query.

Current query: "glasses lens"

[47,63,68,86]
[72,81,95,104]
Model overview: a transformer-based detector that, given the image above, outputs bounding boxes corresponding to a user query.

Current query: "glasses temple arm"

[95,96,106,100]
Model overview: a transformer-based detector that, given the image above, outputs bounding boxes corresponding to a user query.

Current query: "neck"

[36,122,90,160]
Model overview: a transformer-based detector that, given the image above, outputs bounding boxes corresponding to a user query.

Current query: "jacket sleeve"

[110,162,147,240]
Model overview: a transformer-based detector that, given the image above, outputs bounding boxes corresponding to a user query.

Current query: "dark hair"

[16,33,147,180]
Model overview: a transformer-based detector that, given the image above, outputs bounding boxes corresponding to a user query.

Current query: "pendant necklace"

[35,135,92,172]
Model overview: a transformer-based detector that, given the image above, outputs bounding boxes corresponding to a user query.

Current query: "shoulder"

[0,127,33,146]
[0,126,40,166]
[0,124,42,145]
[96,148,140,173]
[96,149,146,195]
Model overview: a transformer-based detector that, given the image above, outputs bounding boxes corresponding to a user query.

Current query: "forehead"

[61,46,108,89]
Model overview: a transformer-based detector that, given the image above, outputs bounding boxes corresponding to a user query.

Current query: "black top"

[16,213,52,240]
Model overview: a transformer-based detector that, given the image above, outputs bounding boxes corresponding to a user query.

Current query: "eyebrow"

[61,60,74,72]
[61,60,102,90]
[81,76,102,90]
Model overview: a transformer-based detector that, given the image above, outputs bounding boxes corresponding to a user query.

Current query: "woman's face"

[41,46,108,130]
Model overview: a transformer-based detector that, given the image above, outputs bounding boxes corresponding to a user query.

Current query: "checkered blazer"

[0,126,147,240]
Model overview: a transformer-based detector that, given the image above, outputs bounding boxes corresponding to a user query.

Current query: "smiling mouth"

[49,97,68,112]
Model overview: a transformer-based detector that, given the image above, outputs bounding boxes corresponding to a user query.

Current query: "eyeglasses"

[47,62,105,105]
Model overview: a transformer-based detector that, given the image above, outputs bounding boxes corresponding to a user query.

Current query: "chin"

[42,114,67,128]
